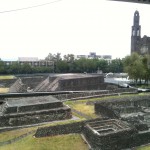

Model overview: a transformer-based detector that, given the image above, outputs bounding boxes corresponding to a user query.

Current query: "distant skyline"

[0,0,150,60]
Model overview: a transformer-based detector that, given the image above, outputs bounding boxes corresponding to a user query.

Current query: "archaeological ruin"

[33,95,150,150]
[0,95,72,127]
[83,119,136,150]
[9,73,106,93]
[94,95,150,149]
[1,73,150,149]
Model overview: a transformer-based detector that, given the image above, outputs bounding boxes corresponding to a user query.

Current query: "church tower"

[131,10,141,54]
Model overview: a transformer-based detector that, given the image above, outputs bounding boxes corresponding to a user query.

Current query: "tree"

[55,60,69,73]
[63,54,75,63]
[123,53,146,84]
[45,53,62,62]
[141,55,150,84]
[109,58,123,73]
[97,59,109,73]
[0,60,5,74]
[20,63,32,74]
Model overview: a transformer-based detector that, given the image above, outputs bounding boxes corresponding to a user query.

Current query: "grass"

[0,118,85,142]
[0,133,88,150]
[65,95,140,119]
[138,145,150,150]
[0,75,15,80]
[0,75,15,93]
[65,101,98,118]
[0,127,37,142]
[1,94,150,149]
[72,103,97,118]
[0,88,9,93]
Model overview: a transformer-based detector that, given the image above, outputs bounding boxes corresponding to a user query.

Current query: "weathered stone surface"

[83,119,137,150]
[9,74,107,92]
[9,75,48,93]
[0,96,72,127]
[35,121,84,138]
[94,95,150,148]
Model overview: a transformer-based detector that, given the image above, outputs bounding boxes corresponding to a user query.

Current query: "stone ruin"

[83,119,136,150]
[9,73,107,93]
[9,75,48,93]
[31,95,150,149]
[94,95,150,149]
[0,96,72,127]
[34,117,137,150]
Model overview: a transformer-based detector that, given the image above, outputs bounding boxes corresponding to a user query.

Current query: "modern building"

[3,57,54,67]
[131,10,150,55]
[76,52,112,63]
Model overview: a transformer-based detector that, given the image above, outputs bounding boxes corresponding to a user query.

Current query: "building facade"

[4,57,54,67]
[76,52,112,63]
[131,10,150,55]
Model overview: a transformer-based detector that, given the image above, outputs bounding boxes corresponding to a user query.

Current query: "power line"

[0,0,62,14]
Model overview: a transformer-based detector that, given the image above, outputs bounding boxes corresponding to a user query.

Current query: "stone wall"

[3,101,63,114]
[34,118,140,150]
[0,79,17,88]
[9,76,48,93]
[34,118,103,138]
[0,106,72,127]
[57,76,106,91]
[95,95,150,118]
[83,123,137,150]
[35,121,84,138]
[94,95,150,148]
[54,88,137,100]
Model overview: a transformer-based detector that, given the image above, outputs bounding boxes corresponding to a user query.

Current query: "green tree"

[141,55,150,84]
[9,62,21,74]
[109,58,123,73]
[0,60,5,74]
[123,53,146,84]
[55,60,69,73]
[97,59,109,73]
[20,63,32,74]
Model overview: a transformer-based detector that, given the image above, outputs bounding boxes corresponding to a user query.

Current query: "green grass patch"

[137,145,150,150]
[0,119,85,143]
[0,133,88,150]
[72,103,97,118]
[65,101,98,118]
[0,127,36,142]
[0,88,9,93]
[65,94,150,119]
[0,75,15,80]
[138,145,150,150]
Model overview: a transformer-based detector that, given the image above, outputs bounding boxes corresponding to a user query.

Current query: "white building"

[75,52,112,63]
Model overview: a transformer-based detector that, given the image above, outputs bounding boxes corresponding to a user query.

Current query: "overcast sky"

[0,0,150,60]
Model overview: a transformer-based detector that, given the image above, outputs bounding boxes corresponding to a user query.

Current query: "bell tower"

[131,10,141,54]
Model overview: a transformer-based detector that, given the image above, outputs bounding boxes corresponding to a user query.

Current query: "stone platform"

[9,73,106,92]
[0,96,72,127]
[83,119,136,150]
[94,95,150,148]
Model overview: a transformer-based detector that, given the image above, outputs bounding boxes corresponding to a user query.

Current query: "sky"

[0,0,150,60]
